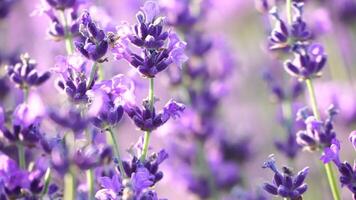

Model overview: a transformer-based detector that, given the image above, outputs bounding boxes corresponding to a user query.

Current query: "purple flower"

[54,55,91,103]
[262,155,309,199]
[0,153,30,198]
[75,11,108,62]
[0,0,16,19]
[49,108,91,134]
[268,3,311,51]
[296,105,337,151]
[131,167,154,192]
[112,1,188,77]
[320,138,341,165]
[95,174,122,200]
[6,54,51,89]
[284,43,327,80]
[124,100,185,132]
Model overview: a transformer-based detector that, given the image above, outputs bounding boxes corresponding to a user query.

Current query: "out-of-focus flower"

[49,108,91,134]
[296,105,337,151]
[0,0,17,19]
[262,155,309,199]
[6,54,51,90]
[95,174,122,200]
[284,44,327,80]
[54,55,91,103]
[268,3,311,51]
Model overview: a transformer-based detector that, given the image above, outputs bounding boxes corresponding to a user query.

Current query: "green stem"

[304,79,320,120]
[63,171,76,200]
[40,167,52,198]
[106,128,126,178]
[17,143,26,169]
[140,78,154,162]
[286,0,293,25]
[304,78,341,200]
[87,62,98,89]
[98,63,104,80]
[324,162,341,200]
[59,10,74,55]
[23,87,29,103]
[86,169,95,200]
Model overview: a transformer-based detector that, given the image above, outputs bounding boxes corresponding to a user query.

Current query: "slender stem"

[140,78,154,162]
[63,171,76,200]
[40,167,52,198]
[286,0,292,25]
[304,78,341,200]
[304,79,320,120]
[106,128,126,178]
[324,162,341,200]
[23,87,29,103]
[196,140,218,199]
[283,198,289,200]
[87,62,98,89]
[86,169,95,200]
[98,63,104,80]
[59,10,74,55]
[17,143,26,169]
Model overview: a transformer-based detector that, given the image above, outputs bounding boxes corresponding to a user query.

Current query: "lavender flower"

[90,74,135,128]
[321,132,356,199]
[49,108,91,134]
[112,1,188,77]
[269,3,311,51]
[296,105,337,151]
[54,55,91,102]
[0,0,16,19]
[124,100,185,132]
[95,174,122,200]
[284,44,327,80]
[75,11,108,62]
[6,54,51,89]
[262,155,309,199]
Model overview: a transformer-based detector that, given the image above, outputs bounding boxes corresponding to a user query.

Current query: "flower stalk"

[286,0,292,25]
[40,167,52,199]
[87,62,98,89]
[17,143,25,169]
[86,169,95,200]
[106,127,126,177]
[64,170,76,200]
[304,78,341,200]
[140,78,154,161]
[60,10,74,55]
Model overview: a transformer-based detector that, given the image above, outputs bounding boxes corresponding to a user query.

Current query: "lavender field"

[1,0,356,199]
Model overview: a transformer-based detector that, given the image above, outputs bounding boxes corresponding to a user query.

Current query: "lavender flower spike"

[262,155,309,200]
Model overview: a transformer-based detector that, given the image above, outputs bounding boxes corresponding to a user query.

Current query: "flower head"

[75,11,108,62]
[262,155,309,200]
[124,100,185,132]
[7,54,51,89]
[284,44,327,80]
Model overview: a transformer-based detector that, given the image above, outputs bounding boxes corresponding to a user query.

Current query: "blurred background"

[1,0,356,199]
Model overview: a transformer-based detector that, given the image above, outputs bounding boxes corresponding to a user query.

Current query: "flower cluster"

[112,1,188,78]
[6,54,51,90]
[296,105,337,151]
[320,131,356,199]
[75,10,109,62]
[262,155,309,199]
